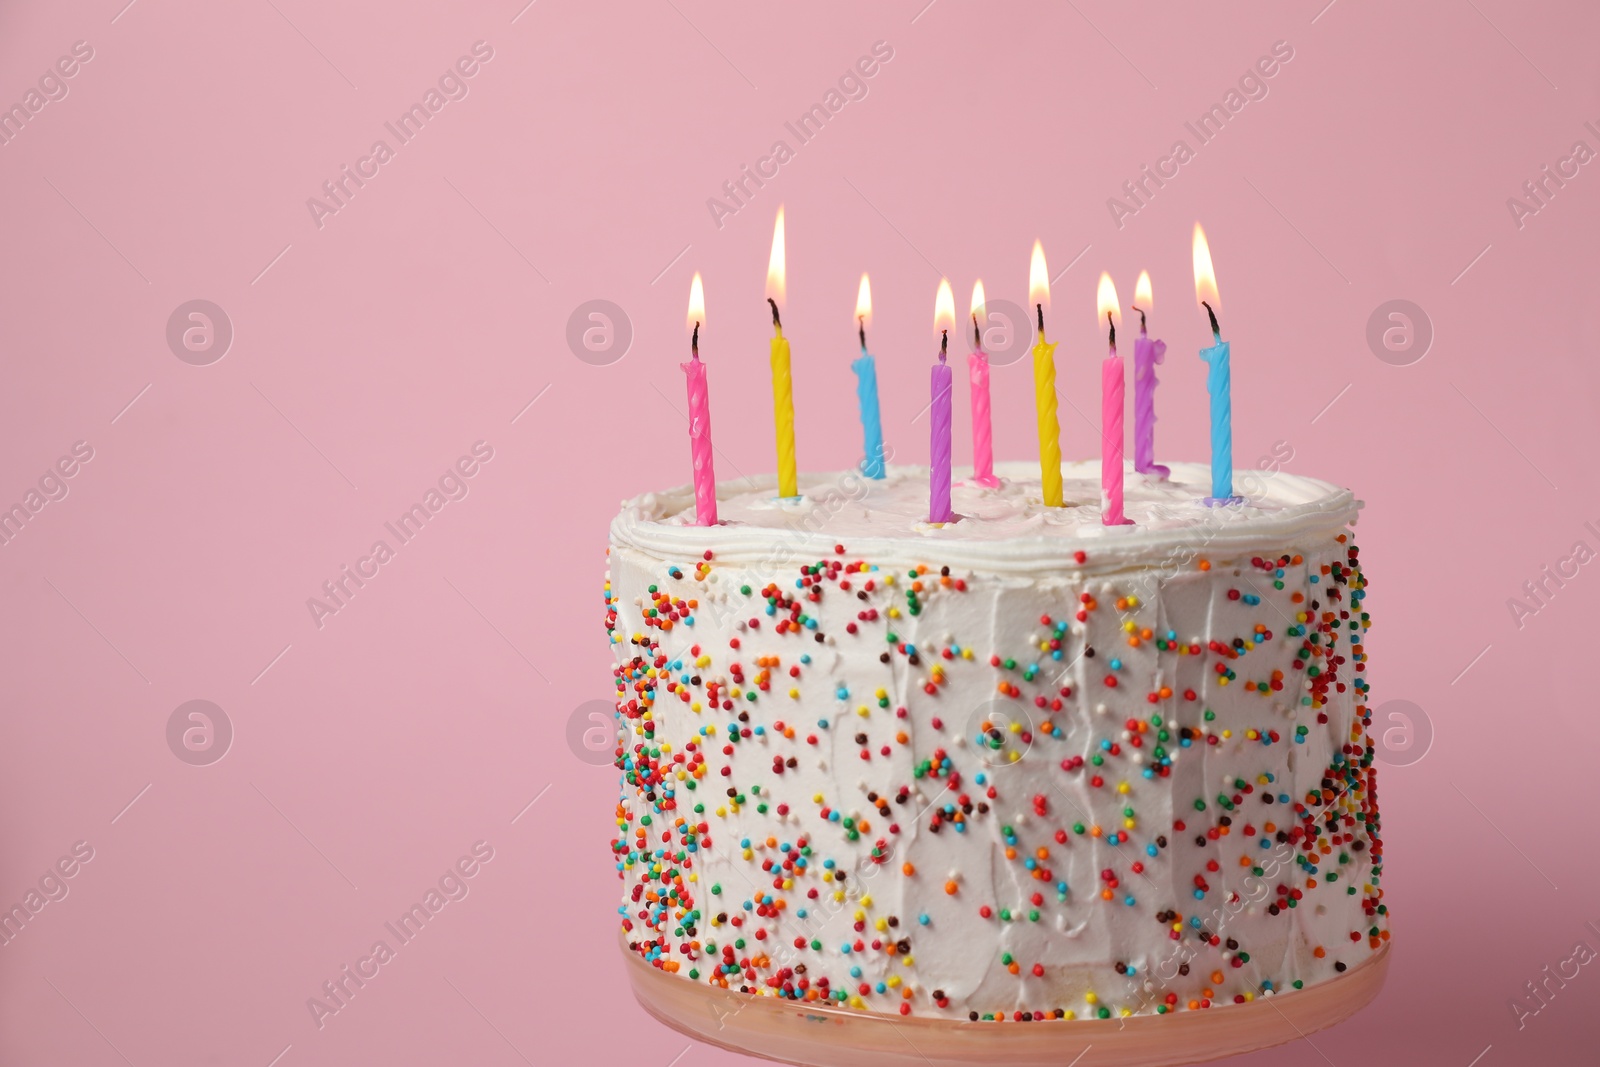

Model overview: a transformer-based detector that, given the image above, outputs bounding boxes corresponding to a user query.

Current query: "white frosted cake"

[606,461,1386,1024]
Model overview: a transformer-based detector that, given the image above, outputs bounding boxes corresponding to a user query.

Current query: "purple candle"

[1131,270,1169,478]
[929,278,955,523]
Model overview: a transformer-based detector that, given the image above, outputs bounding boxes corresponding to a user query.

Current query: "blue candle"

[852,274,886,479]
[1198,305,1234,502]
[1193,224,1239,505]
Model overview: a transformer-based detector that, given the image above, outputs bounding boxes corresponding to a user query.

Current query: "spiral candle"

[967,339,999,488]
[1200,329,1234,503]
[930,346,954,523]
[852,349,886,480]
[1101,350,1132,526]
[1133,327,1170,478]
[682,346,717,526]
[1032,327,1063,508]
[769,304,798,499]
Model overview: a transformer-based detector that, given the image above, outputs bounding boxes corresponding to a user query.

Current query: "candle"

[1193,223,1239,504]
[851,273,886,479]
[1028,240,1064,507]
[766,206,798,498]
[681,272,717,525]
[1131,270,1170,479]
[966,280,1000,488]
[1097,273,1132,526]
[929,278,956,523]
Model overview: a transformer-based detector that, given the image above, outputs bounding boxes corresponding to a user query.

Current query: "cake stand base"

[623,935,1388,1067]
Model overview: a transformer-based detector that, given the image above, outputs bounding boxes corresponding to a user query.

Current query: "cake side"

[606,464,1386,1021]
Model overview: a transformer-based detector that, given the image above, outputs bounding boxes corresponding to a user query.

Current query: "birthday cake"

[605,460,1386,1026]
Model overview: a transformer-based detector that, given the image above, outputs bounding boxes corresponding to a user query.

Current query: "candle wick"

[691,320,700,359]
[858,315,867,353]
[1201,300,1220,340]
[768,297,783,329]
[1035,302,1044,333]
[1106,311,1116,352]
[972,312,981,350]
[1132,304,1146,333]
[939,328,948,362]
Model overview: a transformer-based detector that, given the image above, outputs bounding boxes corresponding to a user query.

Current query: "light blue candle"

[1198,300,1235,502]
[853,302,886,479]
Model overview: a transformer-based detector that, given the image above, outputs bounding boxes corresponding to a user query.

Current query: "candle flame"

[1134,270,1153,310]
[1192,222,1219,312]
[766,205,786,309]
[970,279,986,319]
[1096,272,1120,332]
[687,271,705,333]
[1028,239,1049,311]
[855,273,871,329]
[934,277,955,338]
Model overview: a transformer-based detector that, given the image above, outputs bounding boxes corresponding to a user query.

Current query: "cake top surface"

[611,460,1359,574]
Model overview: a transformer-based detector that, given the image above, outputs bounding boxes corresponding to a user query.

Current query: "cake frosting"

[606,461,1386,1022]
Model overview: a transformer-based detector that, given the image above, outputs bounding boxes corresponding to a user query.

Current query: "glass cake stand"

[622,933,1389,1067]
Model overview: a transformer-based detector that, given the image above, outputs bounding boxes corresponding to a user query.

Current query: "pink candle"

[1098,273,1132,526]
[683,274,717,525]
[1101,350,1130,525]
[966,281,1000,488]
[931,346,954,523]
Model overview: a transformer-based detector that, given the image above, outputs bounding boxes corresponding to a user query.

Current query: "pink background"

[2,1,1596,1064]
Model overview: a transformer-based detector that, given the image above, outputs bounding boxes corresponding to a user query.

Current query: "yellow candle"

[767,207,798,498]
[770,315,798,498]
[1029,239,1063,507]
